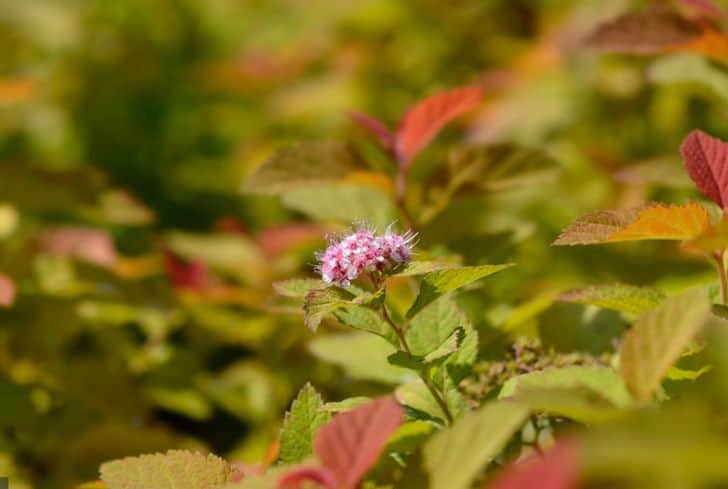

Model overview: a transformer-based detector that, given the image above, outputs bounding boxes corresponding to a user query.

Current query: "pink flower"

[316,225,416,286]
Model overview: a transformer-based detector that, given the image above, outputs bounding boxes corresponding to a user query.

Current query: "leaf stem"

[379,304,454,425]
[714,250,728,305]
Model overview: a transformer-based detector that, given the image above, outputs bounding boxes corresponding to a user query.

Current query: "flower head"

[316,225,416,286]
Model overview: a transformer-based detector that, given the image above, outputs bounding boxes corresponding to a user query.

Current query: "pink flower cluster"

[317,227,416,286]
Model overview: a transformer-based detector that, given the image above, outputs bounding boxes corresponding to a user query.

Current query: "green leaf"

[279,383,331,464]
[499,366,633,408]
[242,141,364,194]
[385,420,437,453]
[303,287,355,332]
[395,379,468,422]
[406,296,478,384]
[506,385,626,424]
[666,365,712,381]
[387,351,425,370]
[559,284,665,315]
[281,184,397,230]
[649,54,728,104]
[100,450,232,489]
[423,327,464,363]
[332,304,397,343]
[422,401,529,489]
[322,397,371,413]
[619,288,711,401]
[273,279,326,298]
[308,332,417,385]
[407,264,514,318]
[389,261,452,277]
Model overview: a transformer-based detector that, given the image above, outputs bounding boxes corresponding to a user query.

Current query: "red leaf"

[349,111,396,154]
[278,467,336,489]
[164,250,212,291]
[0,273,16,307]
[395,86,483,168]
[38,227,117,268]
[488,440,581,489]
[314,396,403,489]
[680,129,728,209]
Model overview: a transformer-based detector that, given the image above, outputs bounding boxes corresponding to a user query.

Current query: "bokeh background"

[2,0,728,486]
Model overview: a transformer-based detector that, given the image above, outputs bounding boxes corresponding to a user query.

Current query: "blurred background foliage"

[2,0,728,487]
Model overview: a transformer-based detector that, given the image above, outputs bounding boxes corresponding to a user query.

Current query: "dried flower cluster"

[316,226,416,286]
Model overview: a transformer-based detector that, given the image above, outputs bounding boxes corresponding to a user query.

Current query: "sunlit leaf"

[553,204,709,245]
[499,366,633,408]
[396,86,483,167]
[279,383,331,464]
[649,54,728,103]
[680,129,728,209]
[100,450,232,489]
[281,184,397,230]
[308,332,416,385]
[620,288,711,401]
[407,264,514,318]
[422,400,528,489]
[558,284,665,315]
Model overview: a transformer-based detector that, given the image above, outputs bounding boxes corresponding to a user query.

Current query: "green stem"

[714,250,727,305]
[380,304,454,425]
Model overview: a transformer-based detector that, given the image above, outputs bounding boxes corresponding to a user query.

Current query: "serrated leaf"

[396,86,483,168]
[620,288,711,401]
[100,450,231,489]
[273,279,326,298]
[423,327,464,363]
[281,184,397,230]
[489,440,580,489]
[558,284,665,315]
[407,264,514,318]
[308,332,416,385]
[406,296,477,383]
[680,129,728,209]
[499,366,633,408]
[423,400,529,489]
[303,287,355,332]
[279,383,331,464]
[553,204,709,245]
[314,397,404,489]
[242,141,363,194]
[583,4,700,54]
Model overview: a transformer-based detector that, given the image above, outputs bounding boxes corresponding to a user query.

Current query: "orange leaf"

[396,86,483,168]
[674,26,728,65]
[554,204,710,245]
[607,203,710,242]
